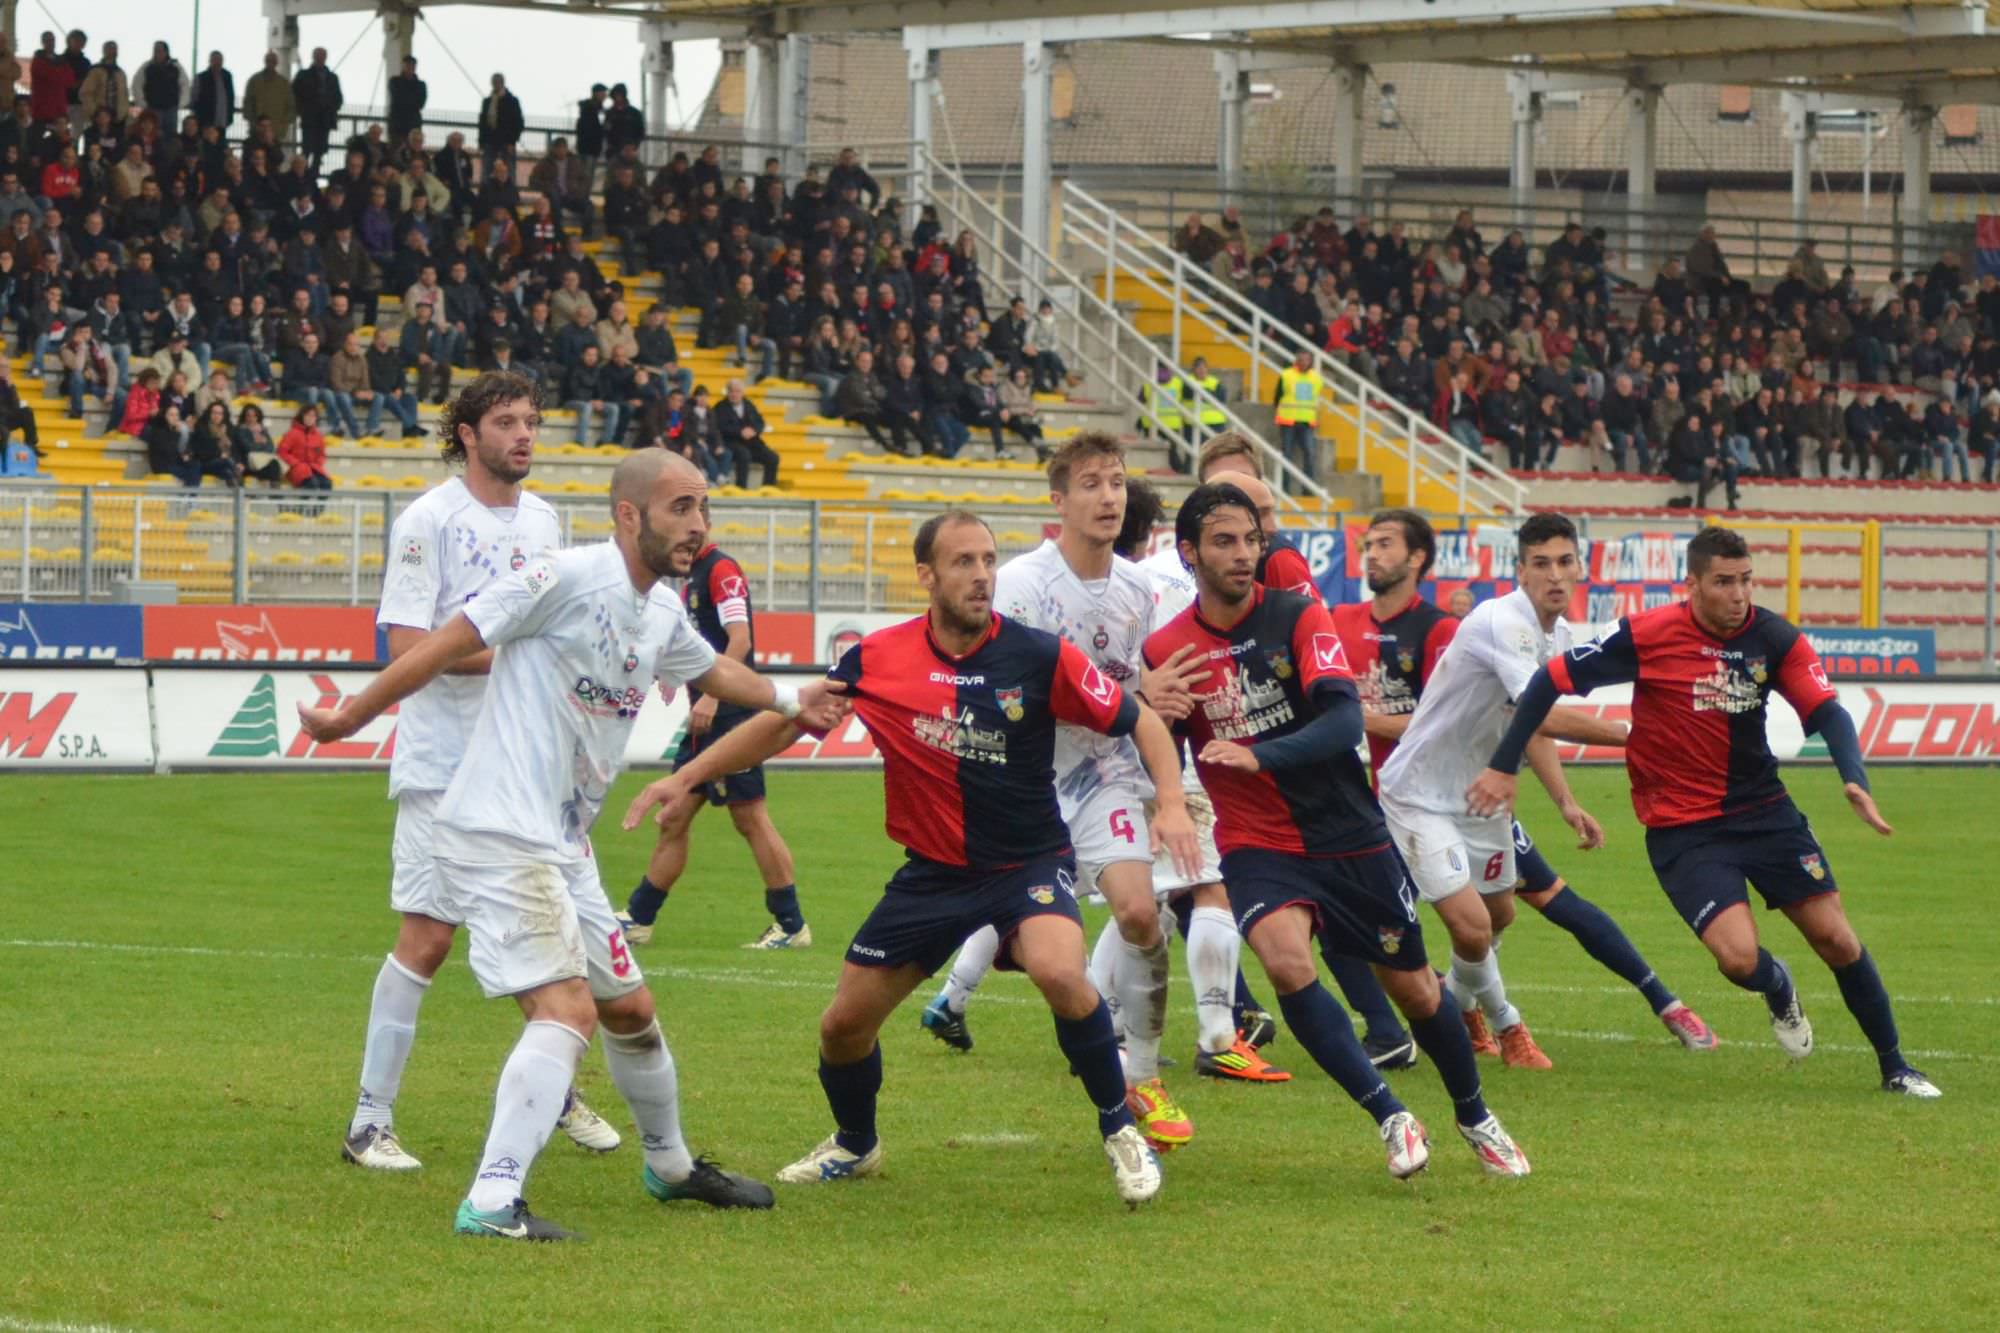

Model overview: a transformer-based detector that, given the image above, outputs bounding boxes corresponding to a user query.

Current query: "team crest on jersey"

[623,649,640,673]
[1800,852,1826,881]
[1747,655,1768,684]
[996,686,1025,721]
[1378,925,1405,956]
[1398,649,1415,674]
[1267,648,1294,679]
[1026,883,1056,905]
[400,538,424,566]
[1091,625,1110,651]
[509,547,526,571]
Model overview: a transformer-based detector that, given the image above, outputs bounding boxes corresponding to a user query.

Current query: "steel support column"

[264,0,299,75]
[640,21,673,168]
[1020,38,1052,288]
[1216,48,1248,201]
[742,36,781,174]
[1332,62,1365,211]
[1900,104,1935,272]
[1781,91,1815,247]
[1507,71,1539,228]
[379,2,417,100]
[908,45,939,228]
[777,35,812,179]
[1624,84,1658,267]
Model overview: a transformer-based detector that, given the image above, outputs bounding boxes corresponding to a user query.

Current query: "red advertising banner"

[752,611,816,666]
[143,606,381,662]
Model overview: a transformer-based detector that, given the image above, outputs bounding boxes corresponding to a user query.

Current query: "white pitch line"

[3,938,1993,1061]
[0,1317,144,1333]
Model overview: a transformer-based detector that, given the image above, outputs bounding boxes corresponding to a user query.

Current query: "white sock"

[466,1020,589,1212]
[1089,919,1125,1040]
[1449,949,1521,1032]
[352,953,430,1136]
[603,1019,693,1182]
[1186,906,1240,1055]
[939,926,1000,1014]
[1115,933,1171,1082]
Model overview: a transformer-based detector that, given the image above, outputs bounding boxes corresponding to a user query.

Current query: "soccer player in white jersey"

[343,373,619,1170]
[1376,513,1625,1070]
[920,434,1211,1150]
[301,451,843,1241]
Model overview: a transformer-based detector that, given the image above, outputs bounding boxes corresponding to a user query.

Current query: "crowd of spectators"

[0,28,1081,495]
[1172,204,2000,497]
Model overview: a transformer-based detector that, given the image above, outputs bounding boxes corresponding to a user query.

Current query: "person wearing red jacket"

[28,34,76,124]
[278,403,332,505]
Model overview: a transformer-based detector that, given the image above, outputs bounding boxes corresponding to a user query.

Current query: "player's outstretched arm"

[1524,736,1604,849]
[1362,708,1411,741]
[1804,698,1893,836]
[298,614,486,741]
[1536,705,1630,748]
[622,711,806,832]
[1132,703,1201,881]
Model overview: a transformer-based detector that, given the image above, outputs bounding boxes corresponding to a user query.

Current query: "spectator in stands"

[292,48,343,172]
[680,385,728,482]
[532,137,592,239]
[923,348,969,459]
[78,40,127,125]
[1521,388,1561,471]
[478,72,524,180]
[59,322,118,419]
[118,366,162,437]
[1436,369,1482,453]
[801,315,844,416]
[1887,399,1929,478]
[1792,383,1846,478]
[0,359,40,460]
[1924,393,1969,482]
[387,55,426,145]
[716,378,781,488]
[719,271,774,384]
[1446,586,1477,617]
[135,41,186,121]
[563,342,620,445]
[1734,385,1782,476]
[277,403,331,502]
[29,33,75,126]
[1597,371,1648,473]
[1680,411,1739,511]
[1481,369,1527,470]
[1968,392,2000,483]
[835,346,900,453]
[231,403,282,484]
[881,351,933,458]
[244,52,294,146]
[999,366,1048,462]
[187,399,243,486]
[144,400,205,486]
[325,330,368,437]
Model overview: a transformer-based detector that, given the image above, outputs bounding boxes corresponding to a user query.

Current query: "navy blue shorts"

[1644,802,1837,937]
[673,708,766,806]
[847,853,1083,975]
[1509,821,1561,895]
[1221,843,1428,971]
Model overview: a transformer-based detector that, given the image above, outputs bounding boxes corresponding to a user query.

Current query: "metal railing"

[1062,181,1527,516]
[915,149,1330,507]
[1063,172,1974,289]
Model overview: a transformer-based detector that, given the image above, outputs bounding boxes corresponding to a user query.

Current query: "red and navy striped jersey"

[681,544,753,711]
[1550,601,1837,829]
[1258,540,1318,600]
[1329,595,1458,779]
[827,612,1139,868]
[1143,586,1387,857]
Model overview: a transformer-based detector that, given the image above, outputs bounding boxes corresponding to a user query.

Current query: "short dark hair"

[1368,507,1437,581]
[1686,525,1750,576]
[1516,512,1578,559]
[1175,482,1260,554]
[439,371,540,465]
[914,509,992,565]
[1114,477,1166,560]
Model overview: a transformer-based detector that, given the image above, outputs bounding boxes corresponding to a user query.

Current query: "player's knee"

[1256,939,1316,994]
[525,983,597,1037]
[1709,938,1759,981]
[1808,922,1863,968]
[1191,881,1229,911]
[395,917,454,976]
[1485,894,1517,934]
[1029,963,1097,1018]
[597,986,656,1034]
[1110,894,1162,943]
[818,1003,868,1058]
[726,801,769,836]
[1446,916,1492,959]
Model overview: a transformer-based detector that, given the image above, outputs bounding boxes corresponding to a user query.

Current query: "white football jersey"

[376,478,562,798]
[1378,588,1573,816]
[435,542,719,862]
[995,539,1154,807]
[1137,545,1196,633]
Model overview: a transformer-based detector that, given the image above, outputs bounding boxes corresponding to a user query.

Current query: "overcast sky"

[45,0,722,129]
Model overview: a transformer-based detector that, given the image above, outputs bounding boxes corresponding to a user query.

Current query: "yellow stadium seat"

[272,550,305,566]
[314,551,346,567]
[399,475,428,488]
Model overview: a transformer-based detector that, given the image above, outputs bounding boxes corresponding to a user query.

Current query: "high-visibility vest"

[1187,373,1226,426]
[1275,366,1322,426]
[1150,376,1184,429]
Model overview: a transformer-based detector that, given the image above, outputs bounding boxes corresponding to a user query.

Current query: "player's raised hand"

[1465,768,1516,819]
[296,702,356,743]
[1150,803,1203,882]
[1140,644,1210,721]
[622,775,690,832]
[1561,801,1605,850]
[688,693,719,737]
[1844,782,1893,836]
[1198,739,1259,772]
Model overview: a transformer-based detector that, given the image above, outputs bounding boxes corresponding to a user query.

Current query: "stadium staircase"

[1057,182,1527,518]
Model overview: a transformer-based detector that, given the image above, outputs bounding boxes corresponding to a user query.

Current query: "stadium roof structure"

[250,0,2000,265]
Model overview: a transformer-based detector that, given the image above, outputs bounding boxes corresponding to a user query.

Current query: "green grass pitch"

[3,766,1996,1330]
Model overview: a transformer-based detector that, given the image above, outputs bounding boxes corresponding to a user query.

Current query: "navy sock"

[1540,887,1678,1015]
[1735,948,1795,1015]
[1053,1000,1136,1138]
[1832,949,1904,1078]
[1275,981,1406,1125]
[765,884,804,933]
[626,876,668,926]
[1323,949,1409,1044]
[819,1044,882,1156]
[1408,1005,1490,1127]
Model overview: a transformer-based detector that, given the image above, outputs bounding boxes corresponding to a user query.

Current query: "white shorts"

[1067,783,1153,894]
[1380,793,1516,905]
[389,790,462,924]
[1149,788,1223,896]
[433,829,645,1001]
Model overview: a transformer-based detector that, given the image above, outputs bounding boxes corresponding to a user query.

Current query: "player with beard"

[342,372,622,1171]
[1145,483,1528,1177]
[1332,510,1713,1060]
[625,510,1204,1206]
[303,451,844,1239]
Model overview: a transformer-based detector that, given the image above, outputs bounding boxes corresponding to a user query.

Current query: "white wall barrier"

[5,669,2000,771]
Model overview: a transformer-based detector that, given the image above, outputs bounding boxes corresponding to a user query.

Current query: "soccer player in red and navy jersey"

[618,541,811,951]
[625,510,1206,1204]
[1194,434,1318,599]
[1332,510,1713,1063]
[1474,525,1939,1098]
[1145,483,1531,1178]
